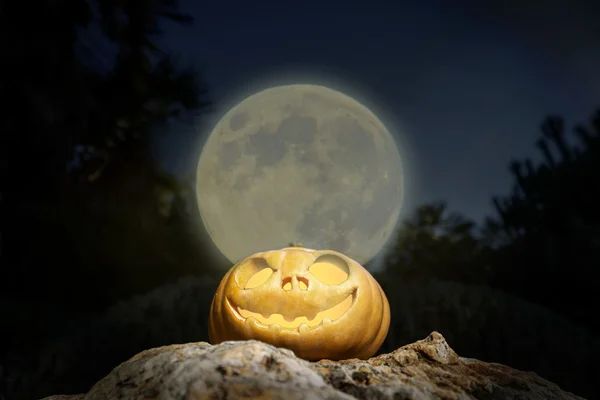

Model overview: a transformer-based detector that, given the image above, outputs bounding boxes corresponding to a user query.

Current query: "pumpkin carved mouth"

[226,291,356,331]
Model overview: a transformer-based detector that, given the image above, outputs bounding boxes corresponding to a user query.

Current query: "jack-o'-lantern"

[208,247,390,361]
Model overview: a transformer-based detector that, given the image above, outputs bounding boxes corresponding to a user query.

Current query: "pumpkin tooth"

[244,316,258,334]
[269,323,282,334]
[298,323,310,334]
[321,317,333,326]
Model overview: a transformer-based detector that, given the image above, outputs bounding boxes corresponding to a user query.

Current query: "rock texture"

[40,332,582,400]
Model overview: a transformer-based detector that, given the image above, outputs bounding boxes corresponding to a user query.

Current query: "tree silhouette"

[488,109,600,328]
[382,202,494,285]
[0,1,216,396]
[377,109,600,331]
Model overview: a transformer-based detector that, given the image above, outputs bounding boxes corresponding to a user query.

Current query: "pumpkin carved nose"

[282,275,309,291]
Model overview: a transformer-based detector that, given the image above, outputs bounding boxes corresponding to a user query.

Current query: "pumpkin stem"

[288,242,303,247]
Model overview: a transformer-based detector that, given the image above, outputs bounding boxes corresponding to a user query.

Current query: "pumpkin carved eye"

[309,255,349,285]
[234,258,273,289]
[245,267,273,289]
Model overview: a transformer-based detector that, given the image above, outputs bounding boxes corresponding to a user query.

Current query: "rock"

[40,332,582,400]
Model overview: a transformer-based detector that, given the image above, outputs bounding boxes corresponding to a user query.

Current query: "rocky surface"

[40,332,582,400]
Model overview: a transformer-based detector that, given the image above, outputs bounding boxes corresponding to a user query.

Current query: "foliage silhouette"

[487,110,600,329]
[0,1,217,397]
[379,109,600,332]
[381,202,494,285]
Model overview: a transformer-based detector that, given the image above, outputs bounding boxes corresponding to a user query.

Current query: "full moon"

[196,84,403,265]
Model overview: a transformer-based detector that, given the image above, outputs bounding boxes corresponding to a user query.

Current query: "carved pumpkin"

[208,247,390,361]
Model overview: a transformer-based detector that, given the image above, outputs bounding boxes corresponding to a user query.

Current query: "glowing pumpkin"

[208,247,390,361]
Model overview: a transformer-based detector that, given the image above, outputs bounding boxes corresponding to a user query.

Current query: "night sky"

[156,0,600,224]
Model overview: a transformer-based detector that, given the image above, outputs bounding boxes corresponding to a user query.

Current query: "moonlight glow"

[196,84,403,265]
